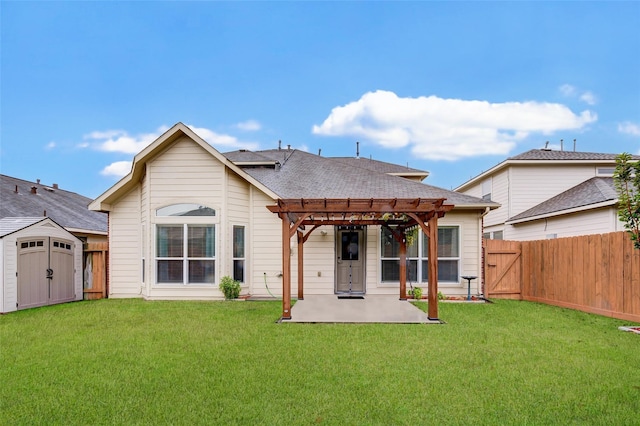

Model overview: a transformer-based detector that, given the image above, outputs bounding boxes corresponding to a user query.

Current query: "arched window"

[156,203,216,217]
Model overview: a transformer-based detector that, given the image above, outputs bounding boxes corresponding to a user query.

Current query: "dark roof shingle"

[508,149,640,161]
[1,175,107,233]
[224,149,494,206]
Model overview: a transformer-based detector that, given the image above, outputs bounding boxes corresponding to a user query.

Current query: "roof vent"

[30,186,37,194]
[53,183,59,189]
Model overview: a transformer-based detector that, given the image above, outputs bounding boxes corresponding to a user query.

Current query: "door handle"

[46,268,53,279]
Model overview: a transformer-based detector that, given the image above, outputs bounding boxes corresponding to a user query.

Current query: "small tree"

[613,153,640,249]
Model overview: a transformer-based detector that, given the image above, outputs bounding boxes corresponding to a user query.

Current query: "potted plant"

[219,275,241,300]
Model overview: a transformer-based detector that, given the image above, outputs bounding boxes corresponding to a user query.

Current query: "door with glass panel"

[335,227,365,293]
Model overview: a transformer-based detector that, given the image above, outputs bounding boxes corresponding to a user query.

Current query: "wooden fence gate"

[483,232,640,323]
[83,242,108,300]
[484,239,522,299]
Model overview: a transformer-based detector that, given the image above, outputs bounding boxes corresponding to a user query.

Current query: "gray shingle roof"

[508,149,640,161]
[1,175,107,234]
[224,149,495,206]
[331,157,428,175]
[507,177,617,222]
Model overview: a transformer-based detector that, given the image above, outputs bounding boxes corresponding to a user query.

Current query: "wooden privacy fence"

[83,242,108,300]
[485,232,640,323]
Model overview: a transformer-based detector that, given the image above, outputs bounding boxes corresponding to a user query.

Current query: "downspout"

[479,207,490,298]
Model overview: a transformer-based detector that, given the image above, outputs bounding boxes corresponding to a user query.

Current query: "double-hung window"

[155,204,216,285]
[380,226,460,284]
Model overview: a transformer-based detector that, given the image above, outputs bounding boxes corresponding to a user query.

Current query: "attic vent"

[44,187,55,192]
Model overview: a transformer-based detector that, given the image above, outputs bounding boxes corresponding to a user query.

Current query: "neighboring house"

[1,175,108,244]
[454,149,637,241]
[0,175,108,313]
[89,123,497,317]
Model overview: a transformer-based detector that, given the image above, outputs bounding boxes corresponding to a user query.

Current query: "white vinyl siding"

[482,169,510,227]
[109,186,143,297]
[249,188,282,297]
[508,207,621,241]
[508,165,597,217]
[147,137,225,210]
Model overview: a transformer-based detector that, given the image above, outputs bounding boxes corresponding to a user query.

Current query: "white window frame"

[482,178,492,201]
[379,225,461,286]
[153,203,218,286]
[155,224,217,285]
[232,224,246,283]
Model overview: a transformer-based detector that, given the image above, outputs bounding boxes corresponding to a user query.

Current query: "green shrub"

[219,276,241,299]
[437,291,445,301]
[413,287,423,300]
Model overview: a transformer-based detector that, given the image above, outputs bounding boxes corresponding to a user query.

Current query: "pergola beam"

[270,198,453,321]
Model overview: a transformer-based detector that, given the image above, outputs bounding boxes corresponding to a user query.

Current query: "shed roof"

[1,175,107,235]
[506,177,618,224]
[0,217,46,238]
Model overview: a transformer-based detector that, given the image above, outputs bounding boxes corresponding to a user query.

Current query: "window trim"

[232,224,247,284]
[379,225,461,286]
[155,223,217,286]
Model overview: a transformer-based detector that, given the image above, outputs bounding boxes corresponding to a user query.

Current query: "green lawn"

[1,299,639,425]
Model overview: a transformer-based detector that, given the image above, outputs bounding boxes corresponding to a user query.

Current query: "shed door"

[49,239,75,304]
[17,237,75,310]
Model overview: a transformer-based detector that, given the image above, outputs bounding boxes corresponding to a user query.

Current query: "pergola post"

[427,214,439,320]
[297,230,304,300]
[399,236,407,300]
[281,214,292,320]
[268,198,452,321]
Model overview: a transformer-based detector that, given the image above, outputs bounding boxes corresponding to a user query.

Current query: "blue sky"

[2,1,639,199]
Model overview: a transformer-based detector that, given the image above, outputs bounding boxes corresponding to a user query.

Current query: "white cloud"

[187,125,259,150]
[235,120,262,131]
[560,84,597,105]
[100,161,132,178]
[312,90,597,160]
[84,124,259,154]
[580,91,597,105]
[618,122,640,137]
[85,126,168,154]
[559,84,576,97]
[45,141,56,150]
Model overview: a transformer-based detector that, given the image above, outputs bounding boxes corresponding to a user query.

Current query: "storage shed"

[0,217,83,313]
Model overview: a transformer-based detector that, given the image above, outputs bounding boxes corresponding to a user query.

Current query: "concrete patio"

[283,294,442,324]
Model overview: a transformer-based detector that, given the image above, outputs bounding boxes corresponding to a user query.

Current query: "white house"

[455,148,635,241]
[89,123,497,318]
